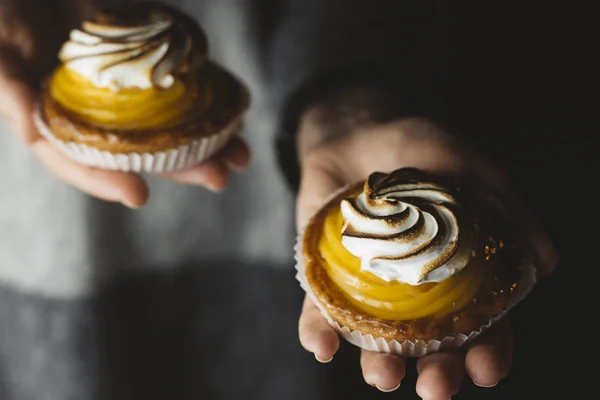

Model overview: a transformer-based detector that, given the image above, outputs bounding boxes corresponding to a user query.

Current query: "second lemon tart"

[35,2,250,172]
[298,167,535,354]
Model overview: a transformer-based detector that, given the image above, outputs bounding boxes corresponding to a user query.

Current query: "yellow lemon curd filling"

[50,66,211,130]
[319,205,487,321]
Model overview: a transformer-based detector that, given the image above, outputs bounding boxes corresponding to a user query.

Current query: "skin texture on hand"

[295,96,559,399]
[0,0,250,208]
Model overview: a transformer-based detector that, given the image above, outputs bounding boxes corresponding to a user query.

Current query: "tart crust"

[39,61,250,154]
[302,182,526,342]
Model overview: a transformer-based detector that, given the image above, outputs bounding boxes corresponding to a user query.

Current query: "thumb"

[0,47,150,209]
[296,159,345,235]
[0,47,40,144]
[468,154,560,278]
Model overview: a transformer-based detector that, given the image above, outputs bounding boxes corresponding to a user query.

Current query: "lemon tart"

[298,168,536,355]
[35,2,249,172]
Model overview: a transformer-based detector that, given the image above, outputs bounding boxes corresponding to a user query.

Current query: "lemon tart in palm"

[35,2,249,173]
[298,168,536,356]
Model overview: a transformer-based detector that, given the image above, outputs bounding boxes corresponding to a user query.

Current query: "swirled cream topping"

[340,168,474,285]
[58,3,206,91]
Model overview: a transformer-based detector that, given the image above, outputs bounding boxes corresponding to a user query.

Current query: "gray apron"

[0,1,451,398]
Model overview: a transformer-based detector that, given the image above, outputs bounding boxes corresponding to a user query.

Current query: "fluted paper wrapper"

[294,186,537,358]
[33,109,243,174]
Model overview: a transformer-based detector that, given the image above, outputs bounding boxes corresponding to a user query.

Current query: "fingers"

[414,318,513,400]
[361,350,406,392]
[499,194,559,277]
[160,136,251,191]
[298,286,405,392]
[298,296,339,363]
[1,51,148,208]
[416,352,465,400]
[465,317,513,388]
[468,155,559,277]
[527,222,559,277]
[32,140,149,208]
[0,78,37,142]
[161,160,230,191]
[296,155,345,234]
[492,179,559,277]
[0,51,40,143]
[1,44,250,203]
[502,196,558,277]
[217,136,251,172]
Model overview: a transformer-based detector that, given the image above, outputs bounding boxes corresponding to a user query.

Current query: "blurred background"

[0,0,596,399]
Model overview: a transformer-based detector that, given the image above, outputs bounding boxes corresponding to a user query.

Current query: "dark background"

[95,4,595,399]
[448,3,596,397]
[1,2,595,399]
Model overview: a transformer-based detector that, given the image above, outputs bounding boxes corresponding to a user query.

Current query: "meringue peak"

[59,3,207,91]
[340,168,473,285]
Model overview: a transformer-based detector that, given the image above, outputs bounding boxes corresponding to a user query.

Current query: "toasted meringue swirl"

[340,168,474,285]
[59,3,207,90]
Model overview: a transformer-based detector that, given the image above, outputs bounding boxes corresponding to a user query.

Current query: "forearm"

[277,74,447,190]
[270,0,453,189]
[297,84,428,162]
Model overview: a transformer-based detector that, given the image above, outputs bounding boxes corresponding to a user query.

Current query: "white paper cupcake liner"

[33,108,243,174]
[294,185,537,358]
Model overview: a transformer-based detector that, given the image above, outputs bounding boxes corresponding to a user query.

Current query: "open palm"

[295,117,558,398]
[0,0,250,208]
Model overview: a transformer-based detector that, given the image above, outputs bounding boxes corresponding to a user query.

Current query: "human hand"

[295,91,559,398]
[0,0,250,208]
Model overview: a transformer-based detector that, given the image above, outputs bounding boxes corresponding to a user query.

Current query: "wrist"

[297,85,437,163]
[277,64,443,190]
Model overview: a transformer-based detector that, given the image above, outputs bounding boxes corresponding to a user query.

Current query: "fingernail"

[122,200,143,209]
[205,183,225,193]
[375,382,401,393]
[224,159,246,173]
[474,380,499,388]
[314,354,333,363]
